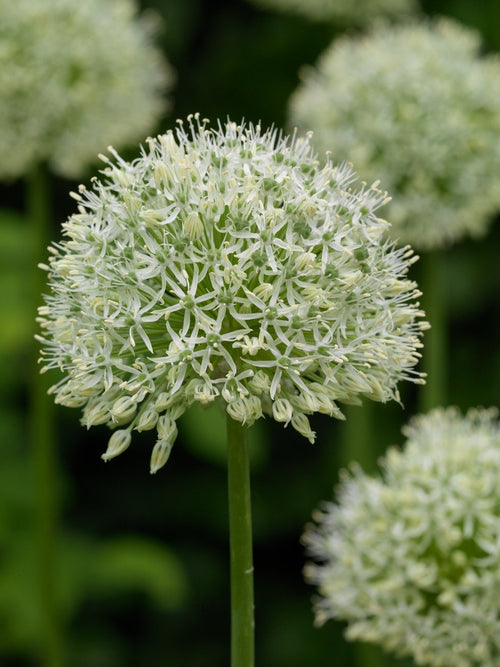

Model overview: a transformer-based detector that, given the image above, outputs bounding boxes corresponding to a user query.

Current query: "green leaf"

[89,536,188,610]
[0,208,34,353]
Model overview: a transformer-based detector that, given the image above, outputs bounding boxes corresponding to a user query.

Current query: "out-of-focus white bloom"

[0,0,173,180]
[247,0,416,25]
[37,115,427,473]
[289,19,500,250]
[304,407,500,666]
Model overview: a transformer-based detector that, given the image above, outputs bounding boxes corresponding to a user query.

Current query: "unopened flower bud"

[102,429,132,461]
[291,413,316,443]
[110,396,137,423]
[150,438,173,474]
[272,398,293,424]
[136,407,159,432]
[157,415,177,442]
[183,212,204,241]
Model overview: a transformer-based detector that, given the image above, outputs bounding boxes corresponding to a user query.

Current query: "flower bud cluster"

[289,19,500,249]
[304,407,500,666]
[0,0,173,179]
[38,115,426,472]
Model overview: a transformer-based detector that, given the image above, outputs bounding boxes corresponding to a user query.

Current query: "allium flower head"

[247,0,416,25]
[304,407,500,666]
[37,115,426,473]
[0,0,172,180]
[289,19,500,250]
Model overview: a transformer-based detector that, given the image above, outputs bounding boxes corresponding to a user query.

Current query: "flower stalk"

[226,415,255,667]
[418,251,446,411]
[339,402,376,471]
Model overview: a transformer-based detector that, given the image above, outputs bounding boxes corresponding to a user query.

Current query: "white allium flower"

[37,115,427,473]
[247,0,416,25]
[0,0,173,180]
[289,19,500,250]
[304,407,500,667]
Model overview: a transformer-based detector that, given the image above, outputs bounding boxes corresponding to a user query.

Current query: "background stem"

[226,415,255,667]
[339,403,387,667]
[418,250,447,413]
[339,402,376,472]
[27,163,62,667]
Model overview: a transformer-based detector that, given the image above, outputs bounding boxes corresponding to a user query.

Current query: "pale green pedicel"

[37,115,427,473]
[304,407,500,667]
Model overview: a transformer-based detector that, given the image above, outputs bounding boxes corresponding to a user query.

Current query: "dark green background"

[1,0,499,664]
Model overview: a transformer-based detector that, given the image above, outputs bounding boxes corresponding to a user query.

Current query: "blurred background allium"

[0,0,173,180]
[303,407,500,667]
[38,116,426,473]
[0,0,499,665]
[289,18,500,250]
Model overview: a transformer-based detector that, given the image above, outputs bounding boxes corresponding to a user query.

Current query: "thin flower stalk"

[28,164,62,667]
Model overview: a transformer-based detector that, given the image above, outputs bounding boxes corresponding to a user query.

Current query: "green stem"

[353,642,387,667]
[27,164,62,667]
[418,250,447,413]
[339,402,376,472]
[339,405,388,667]
[226,415,255,667]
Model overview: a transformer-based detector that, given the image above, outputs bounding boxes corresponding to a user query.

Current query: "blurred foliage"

[0,0,499,665]
[180,401,269,467]
[0,210,33,351]
[0,210,188,664]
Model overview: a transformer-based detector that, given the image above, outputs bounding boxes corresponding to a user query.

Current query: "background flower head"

[0,0,173,180]
[304,407,500,666]
[38,115,426,473]
[289,18,500,250]
[246,0,417,25]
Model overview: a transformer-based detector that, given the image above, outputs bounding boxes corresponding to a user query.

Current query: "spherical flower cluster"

[37,115,426,473]
[247,0,416,25]
[289,19,500,250]
[304,407,500,666]
[0,0,173,180]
